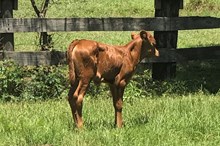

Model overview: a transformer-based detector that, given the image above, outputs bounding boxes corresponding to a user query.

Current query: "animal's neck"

[124,39,143,66]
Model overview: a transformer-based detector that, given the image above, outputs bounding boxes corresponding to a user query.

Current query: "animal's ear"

[140,30,148,40]
[131,32,136,39]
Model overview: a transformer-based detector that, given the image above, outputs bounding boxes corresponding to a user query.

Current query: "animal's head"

[131,30,159,58]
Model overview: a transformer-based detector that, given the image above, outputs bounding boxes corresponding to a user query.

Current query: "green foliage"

[0,61,24,101]
[20,65,68,100]
[0,60,68,101]
[1,59,220,102]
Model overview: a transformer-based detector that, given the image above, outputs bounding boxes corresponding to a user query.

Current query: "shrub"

[0,60,68,101]
[21,65,68,100]
[1,60,219,102]
[0,60,24,101]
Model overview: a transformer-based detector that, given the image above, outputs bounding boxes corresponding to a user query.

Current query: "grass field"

[1,94,220,146]
[1,0,220,145]
[12,0,220,51]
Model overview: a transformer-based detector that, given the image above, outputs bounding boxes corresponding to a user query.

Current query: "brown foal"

[67,30,159,128]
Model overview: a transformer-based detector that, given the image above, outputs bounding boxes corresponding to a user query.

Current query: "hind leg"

[68,80,80,126]
[68,77,92,128]
[68,53,97,128]
[74,79,91,128]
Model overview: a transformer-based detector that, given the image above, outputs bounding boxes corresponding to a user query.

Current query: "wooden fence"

[0,17,219,32]
[0,0,220,80]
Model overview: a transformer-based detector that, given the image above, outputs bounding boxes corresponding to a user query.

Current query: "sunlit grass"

[178,29,220,48]
[1,94,220,145]
[13,0,220,51]
[15,28,220,51]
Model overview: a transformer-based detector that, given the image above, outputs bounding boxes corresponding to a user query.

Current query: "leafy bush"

[21,65,68,100]
[0,60,68,101]
[124,69,203,102]
[0,60,24,101]
[1,60,219,102]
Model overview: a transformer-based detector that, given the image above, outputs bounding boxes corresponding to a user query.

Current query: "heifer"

[67,30,159,128]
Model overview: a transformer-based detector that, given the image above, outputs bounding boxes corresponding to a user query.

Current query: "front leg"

[109,83,125,128]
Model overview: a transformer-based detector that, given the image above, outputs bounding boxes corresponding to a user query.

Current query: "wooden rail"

[0,16,220,66]
[1,46,219,66]
[0,17,219,33]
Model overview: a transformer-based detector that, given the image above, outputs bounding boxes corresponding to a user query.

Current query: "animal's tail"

[67,39,79,85]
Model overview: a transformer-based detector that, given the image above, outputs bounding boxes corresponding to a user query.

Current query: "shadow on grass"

[69,114,149,130]
[133,60,220,96]
[175,60,220,94]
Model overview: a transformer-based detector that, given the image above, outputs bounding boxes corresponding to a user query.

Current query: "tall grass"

[1,94,220,145]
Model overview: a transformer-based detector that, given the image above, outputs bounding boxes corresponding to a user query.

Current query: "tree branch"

[41,0,50,17]
[30,0,51,51]
[30,0,40,17]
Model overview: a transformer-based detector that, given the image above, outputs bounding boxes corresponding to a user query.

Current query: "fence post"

[0,0,18,51]
[152,0,183,80]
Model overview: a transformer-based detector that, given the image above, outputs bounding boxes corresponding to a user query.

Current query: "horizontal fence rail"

[1,46,220,66]
[0,16,220,33]
[0,16,220,66]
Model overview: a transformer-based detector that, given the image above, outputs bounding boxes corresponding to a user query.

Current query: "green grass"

[1,94,220,145]
[1,1,220,145]
[14,0,220,18]
[12,0,220,51]
[14,29,220,51]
